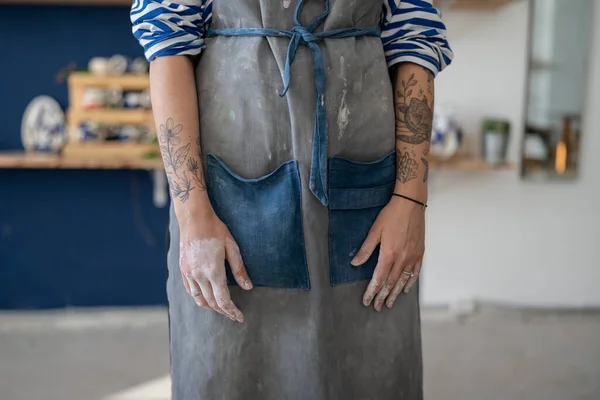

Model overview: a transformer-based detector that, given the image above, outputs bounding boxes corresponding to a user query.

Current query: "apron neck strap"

[294,0,331,32]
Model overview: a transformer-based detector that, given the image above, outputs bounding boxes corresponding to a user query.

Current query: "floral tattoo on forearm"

[394,70,434,185]
[395,73,433,145]
[159,118,205,202]
[396,149,419,183]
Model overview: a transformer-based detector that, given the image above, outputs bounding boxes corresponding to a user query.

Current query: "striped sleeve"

[131,0,213,61]
[381,0,453,76]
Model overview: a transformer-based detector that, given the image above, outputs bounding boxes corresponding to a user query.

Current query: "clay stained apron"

[166,0,423,399]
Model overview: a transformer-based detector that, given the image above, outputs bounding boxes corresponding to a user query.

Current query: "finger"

[362,252,393,307]
[351,225,382,267]
[196,275,234,320]
[386,265,415,308]
[181,272,191,295]
[225,237,253,290]
[193,293,210,309]
[203,280,233,320]
[184,274,200,296]
[184,273,210,309]
[373,275,391,312]
[211,276,244,323]
[404,259,422,294]
[373,262,404,312]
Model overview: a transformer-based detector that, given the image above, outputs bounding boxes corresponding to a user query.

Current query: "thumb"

[351,227,381,266]
[225,236,253,290]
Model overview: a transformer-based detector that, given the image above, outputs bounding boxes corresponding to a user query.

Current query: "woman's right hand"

[178,209,253,323]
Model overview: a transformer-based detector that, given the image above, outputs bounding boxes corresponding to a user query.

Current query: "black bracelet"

[392,193,428,210]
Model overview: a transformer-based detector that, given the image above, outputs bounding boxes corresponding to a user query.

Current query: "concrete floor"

[0,307,598,400]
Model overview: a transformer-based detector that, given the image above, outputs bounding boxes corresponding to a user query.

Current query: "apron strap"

[207,0,381,206]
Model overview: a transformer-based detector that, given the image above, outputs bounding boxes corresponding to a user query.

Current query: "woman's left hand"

[351,197,426,311]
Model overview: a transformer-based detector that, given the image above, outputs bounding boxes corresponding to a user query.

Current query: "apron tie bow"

[290,26,318,43]
[278,25,320,97]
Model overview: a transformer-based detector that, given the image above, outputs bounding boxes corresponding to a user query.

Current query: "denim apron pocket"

[328,151,396,286]
[206,154,310,289]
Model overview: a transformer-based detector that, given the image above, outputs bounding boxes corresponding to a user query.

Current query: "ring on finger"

[402,270,414,277]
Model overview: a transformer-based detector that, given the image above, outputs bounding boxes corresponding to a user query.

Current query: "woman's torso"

[195,0,396,177]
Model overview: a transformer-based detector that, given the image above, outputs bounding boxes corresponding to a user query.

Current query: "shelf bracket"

[150,168,168,208]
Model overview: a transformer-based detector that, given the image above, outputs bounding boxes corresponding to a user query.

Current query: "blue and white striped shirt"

[131,0,453,75]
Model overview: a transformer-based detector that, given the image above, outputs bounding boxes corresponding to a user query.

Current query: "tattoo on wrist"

[396,149,419,184]
[159,118,206,202]
[395,72,434,145]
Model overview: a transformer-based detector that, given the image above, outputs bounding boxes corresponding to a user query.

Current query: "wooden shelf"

[68,73,150,90]
[430,156,514,171]
[0,152,162,170]
[68,109,154,126]
[67,73,154,141]
[62,142,159,158]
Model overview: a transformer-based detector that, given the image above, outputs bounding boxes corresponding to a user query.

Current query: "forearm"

[150,56,212,223]
[392,63,434,203]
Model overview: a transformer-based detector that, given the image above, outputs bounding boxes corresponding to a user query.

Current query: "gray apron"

[167,1,423,398]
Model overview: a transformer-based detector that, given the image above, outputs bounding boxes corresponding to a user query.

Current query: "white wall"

[422,0,600,308]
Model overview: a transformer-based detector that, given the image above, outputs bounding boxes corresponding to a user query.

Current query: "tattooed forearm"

[396,150,419,184]
[393,65,435,189]
[159,117,206,202]
[395,72,434,145]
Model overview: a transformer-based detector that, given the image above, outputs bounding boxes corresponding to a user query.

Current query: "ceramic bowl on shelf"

[107,55,129,76]
[129,57,149,75]
[88,57,109,75]
[105,86,124,108]
[82,88,106,109]
[124,92,142,108]
[78,121,106,141]
[21,95,67,153]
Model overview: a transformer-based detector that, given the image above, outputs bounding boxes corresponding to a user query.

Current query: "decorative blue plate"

[21,96,67,153]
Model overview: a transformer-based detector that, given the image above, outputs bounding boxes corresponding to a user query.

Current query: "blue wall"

[0,6,168,308]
